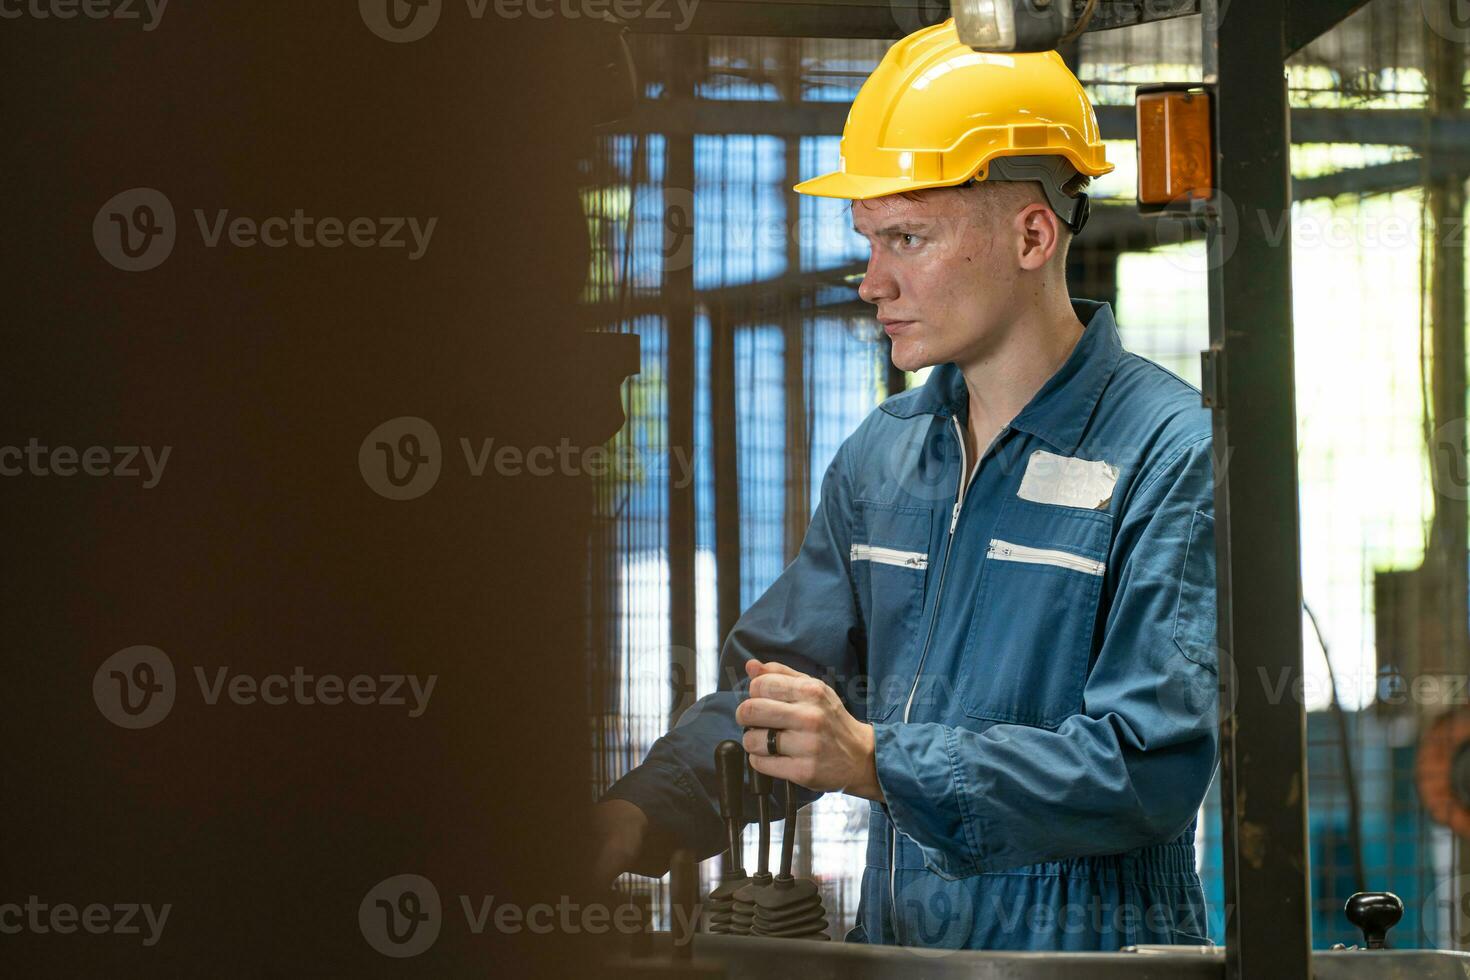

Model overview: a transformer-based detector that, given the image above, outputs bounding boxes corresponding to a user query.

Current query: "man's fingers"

[749,673,820,704]
[745,659,806,680]
[741,727,815,758]
[749,751,814,788]
[735,697,807,730]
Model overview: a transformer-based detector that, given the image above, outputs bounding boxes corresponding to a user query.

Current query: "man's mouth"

[879,317,916,336]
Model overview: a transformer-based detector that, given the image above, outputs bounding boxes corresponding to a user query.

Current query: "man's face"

[850,186,1034,373]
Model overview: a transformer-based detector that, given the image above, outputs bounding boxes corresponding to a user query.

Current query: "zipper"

[850,544,929,570]
[986,539,1106,576]
[887,414,992,945]
[901,414,973,727]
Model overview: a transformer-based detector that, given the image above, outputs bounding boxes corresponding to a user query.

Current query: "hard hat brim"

[792,170,971,200]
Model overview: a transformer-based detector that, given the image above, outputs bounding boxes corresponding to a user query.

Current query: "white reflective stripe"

[850,544,929,570]
[986,538,1105,576]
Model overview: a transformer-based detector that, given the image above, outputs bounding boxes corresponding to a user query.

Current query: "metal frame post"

[1202,0,1372,974]
[667,38,703,728]
[1203,0,1312,971]
[713,304,744,647]
[1423,13,1470,950]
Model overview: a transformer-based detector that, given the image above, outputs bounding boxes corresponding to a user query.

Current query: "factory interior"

[10,0,1470,977]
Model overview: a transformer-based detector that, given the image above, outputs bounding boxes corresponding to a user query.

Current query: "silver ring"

[767,728,781,757]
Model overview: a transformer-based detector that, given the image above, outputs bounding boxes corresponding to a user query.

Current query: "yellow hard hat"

[794,18,1112,203]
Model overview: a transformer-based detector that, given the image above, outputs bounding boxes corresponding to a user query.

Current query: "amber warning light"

[1135,85,1215,211]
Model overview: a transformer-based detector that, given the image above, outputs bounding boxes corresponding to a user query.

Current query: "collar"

[880,299,1123,456]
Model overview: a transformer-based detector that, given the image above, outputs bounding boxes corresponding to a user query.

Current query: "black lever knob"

[715,740,746,872]
[1345,891,1402,949]
[777,779,798,880]
[749,756,773,797]
[716,740,745,822]
[748,756,773,878]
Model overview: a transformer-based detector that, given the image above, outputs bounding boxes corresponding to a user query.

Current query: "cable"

[1417,113,1433,556]
[1304,600,1366,896]
[1058,0,1099,47]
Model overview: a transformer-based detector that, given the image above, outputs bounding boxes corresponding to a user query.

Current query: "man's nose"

[857,255,896,305]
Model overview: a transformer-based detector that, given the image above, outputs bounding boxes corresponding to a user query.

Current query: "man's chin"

[889,342,939,375]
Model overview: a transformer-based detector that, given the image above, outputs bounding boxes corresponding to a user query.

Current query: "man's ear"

[1015,203,1062,271]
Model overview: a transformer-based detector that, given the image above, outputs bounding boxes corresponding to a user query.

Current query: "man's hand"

[735,659,884,801]
[591,799,678,887]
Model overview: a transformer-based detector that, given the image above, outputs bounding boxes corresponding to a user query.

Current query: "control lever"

[730,756,774,935]
[749,778,829,940]
[671,849,698,960]
[604,854,728,978]
[705,740,750,934]
[628,891,652,959]
[1344,891,1402,949]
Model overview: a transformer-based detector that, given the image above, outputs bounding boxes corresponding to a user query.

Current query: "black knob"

[1345,891,1402,949]
[749,755,773,878]
[716,740,745,821]
[715,740,747,873]
[778,779,799,880]
[670,850,697,960]
[749,754,773,796]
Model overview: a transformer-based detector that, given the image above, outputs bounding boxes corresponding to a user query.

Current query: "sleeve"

[871,435,1219,877]
[599,437,867,860]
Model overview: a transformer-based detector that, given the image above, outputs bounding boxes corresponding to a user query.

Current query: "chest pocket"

[850,501,933,723]
[958,496,1111,729]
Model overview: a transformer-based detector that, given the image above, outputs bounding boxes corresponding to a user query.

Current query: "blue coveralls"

[604,299,1220,951]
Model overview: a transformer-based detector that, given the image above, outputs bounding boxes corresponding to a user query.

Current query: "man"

[594,19,1219,951]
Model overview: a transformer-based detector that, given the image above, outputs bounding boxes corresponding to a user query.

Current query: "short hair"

[1062,172,1092,197]
[856,163,1089,261]
[858,163,1087,264]
[865,162,1090,231]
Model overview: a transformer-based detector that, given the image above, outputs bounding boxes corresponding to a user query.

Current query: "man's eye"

[899,233,921,248]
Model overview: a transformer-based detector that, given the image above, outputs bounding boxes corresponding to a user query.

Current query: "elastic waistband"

[990,840,1201,886]
[873,811,1203,884]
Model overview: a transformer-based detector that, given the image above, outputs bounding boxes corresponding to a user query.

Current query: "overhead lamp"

[952,0,1095,53]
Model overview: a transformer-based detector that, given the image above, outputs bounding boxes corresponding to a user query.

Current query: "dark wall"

[1,4,616,975]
